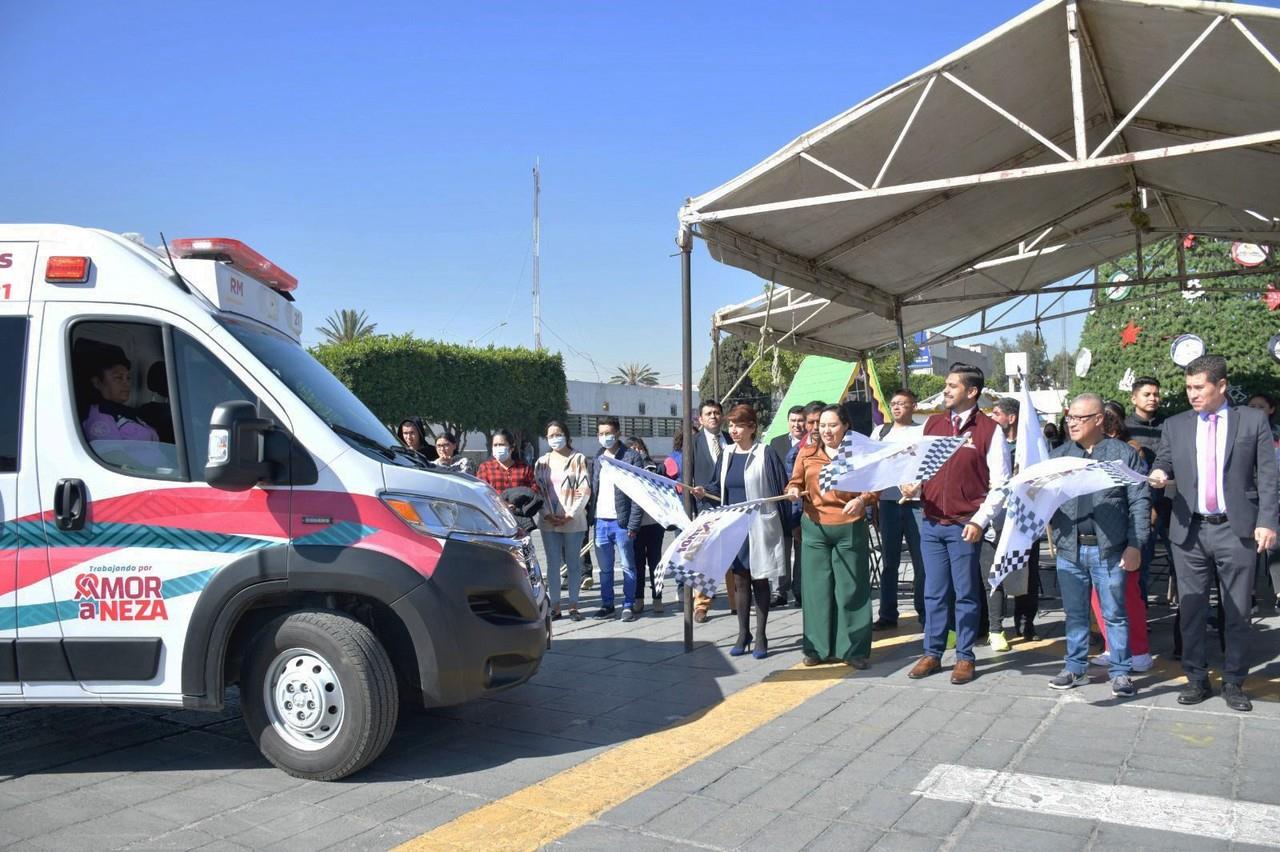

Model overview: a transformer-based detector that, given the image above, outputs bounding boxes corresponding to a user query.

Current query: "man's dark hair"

[803,400,825,416]
[699,399,723,415]
[787,405,805,417]
[1185,354,1228,384]
[1132,376,1160,393]
[993,397,1019,417]
[890,388,917,402]
[598,415,621,432]
[948,362,985,394]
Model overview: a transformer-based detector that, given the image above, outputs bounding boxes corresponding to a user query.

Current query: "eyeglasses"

[1063,413,1102,424]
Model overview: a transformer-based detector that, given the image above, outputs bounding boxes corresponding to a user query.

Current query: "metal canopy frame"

[681,0,1280,385]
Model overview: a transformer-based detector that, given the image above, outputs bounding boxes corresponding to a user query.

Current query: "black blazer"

[687,428,729,511]
[1152,405,1279,545]
[768,433,796,469]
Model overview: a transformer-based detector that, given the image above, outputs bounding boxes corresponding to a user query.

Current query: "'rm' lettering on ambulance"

[227,274,245,304]
[74,572,169,621]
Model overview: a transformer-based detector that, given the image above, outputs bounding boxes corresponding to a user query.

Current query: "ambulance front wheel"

[242,610,399,781]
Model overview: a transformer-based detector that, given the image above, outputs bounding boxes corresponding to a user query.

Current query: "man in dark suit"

[1150,354,1279,711]
[687,400,730,622]
[769,405,807,606]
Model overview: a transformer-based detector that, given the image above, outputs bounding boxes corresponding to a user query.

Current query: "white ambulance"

[0,225,550,780]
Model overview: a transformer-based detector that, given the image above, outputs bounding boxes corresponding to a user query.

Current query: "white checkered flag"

[652,498,775,598]
[599,454,692,531]
[815,429,883,493]
[985,457,1149,591]
[821,434,966,494]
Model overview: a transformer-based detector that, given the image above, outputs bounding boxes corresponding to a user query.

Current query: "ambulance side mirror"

[205,400,274,490]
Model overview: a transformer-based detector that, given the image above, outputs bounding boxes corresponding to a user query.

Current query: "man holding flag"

[903,363,1010,684]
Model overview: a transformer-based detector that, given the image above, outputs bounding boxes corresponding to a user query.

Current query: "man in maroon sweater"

[902,364,1010,684]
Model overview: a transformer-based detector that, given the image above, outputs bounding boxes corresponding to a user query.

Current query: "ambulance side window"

[70,321,181,479]
[171,331,260,477]
[0,317,26,473]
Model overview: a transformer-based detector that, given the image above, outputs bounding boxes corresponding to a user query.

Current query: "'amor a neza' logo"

[74,571,169,621]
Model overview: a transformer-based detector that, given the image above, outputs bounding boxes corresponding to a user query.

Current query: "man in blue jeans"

[589,417,645,621]
[1045,393,1149,696]
[872,388,926,629]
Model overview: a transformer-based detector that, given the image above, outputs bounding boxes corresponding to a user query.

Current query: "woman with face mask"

[534,421,591,620]
[432,431,470,473]
[476,428,535,493]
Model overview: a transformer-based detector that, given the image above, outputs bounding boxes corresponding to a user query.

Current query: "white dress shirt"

[951,406,1012,491]
[1195,402,1230,514]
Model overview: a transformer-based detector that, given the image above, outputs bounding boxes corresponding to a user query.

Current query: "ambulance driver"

[77,342,160,443]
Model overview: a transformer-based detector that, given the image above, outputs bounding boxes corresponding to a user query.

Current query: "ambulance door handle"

[54,478,86,532]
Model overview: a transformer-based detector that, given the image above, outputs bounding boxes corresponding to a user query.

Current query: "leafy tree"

[872,350,946,402]
[312,334,567,451]
[1070,236,1280,413]
[610,362,660,386]
[748,347,805,396]
[317,309,377,344]
[1047,349,1076,390]
[991,329,1053,388]
[699,335,773,421]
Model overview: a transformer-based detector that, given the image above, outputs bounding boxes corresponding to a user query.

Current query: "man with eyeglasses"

[1043,393,1149,696]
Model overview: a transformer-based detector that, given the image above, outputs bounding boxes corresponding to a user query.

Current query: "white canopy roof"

[687,0,1280,360]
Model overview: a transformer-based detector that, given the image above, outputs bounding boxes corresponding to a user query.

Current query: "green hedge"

[311,334,568,448]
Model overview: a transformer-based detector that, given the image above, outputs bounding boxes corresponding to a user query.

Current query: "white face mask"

[493,445,511,461]
[548,435,567,451]
[599,434,617,449]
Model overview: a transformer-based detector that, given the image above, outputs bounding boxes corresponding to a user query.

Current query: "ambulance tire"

[242,610,399,781]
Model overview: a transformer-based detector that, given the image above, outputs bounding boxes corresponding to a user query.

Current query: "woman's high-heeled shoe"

[729,632,753,657]
[752,637,769,659]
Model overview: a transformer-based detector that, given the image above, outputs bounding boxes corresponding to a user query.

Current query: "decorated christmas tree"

[1070,235,1280,413]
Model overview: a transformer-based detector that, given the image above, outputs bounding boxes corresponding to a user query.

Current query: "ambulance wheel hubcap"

[265,649,345,751]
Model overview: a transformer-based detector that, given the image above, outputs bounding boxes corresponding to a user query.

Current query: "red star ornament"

[1120,320,1142,347]
[1264,284,1280,311]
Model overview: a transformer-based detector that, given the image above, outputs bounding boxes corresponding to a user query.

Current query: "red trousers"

[1091,569,1149,655]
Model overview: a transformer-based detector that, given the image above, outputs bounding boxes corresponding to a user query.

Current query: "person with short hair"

[398,418,435,463]
[695,404,789,657]
[769,405,807,607]
[1042,393,1149,696]
[535,420,591,621]
[904,363,1010,685]
[871,388,926,630]
[1126,376,1165,603]
[785,405,878,667]
[626,436,666,614]
[589,417,645,621]
[79,344,160,444]
[688,400,730,622]
[1248,392,1280,611]
[780,400,826,608]
[1150,355,1279,711]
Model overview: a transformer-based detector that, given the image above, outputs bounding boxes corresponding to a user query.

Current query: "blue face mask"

[493,445,511,461]
[548,435,567,451]
[599,434,617,449]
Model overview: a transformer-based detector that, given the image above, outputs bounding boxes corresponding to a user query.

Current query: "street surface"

[3,539,1279,851]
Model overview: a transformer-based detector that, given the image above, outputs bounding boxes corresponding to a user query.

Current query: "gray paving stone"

[600,789,688,828]
[1118,766,1235,798]
[639,794,729,838]
[698,766,774,803]
[550,822,687,851]
[651,758,733,795]
[829,750,909,787]
[957,817,1092,852]
[889,796,973,838]
[868,829,950,851]
[741,811,833,852]
[802,820,882,852]
[695,800,784,848]
[959,737,1023,770]
[839,787,919,830]
[788,778,869,818]
[385,791,486,835]
[1090,823,1231,852]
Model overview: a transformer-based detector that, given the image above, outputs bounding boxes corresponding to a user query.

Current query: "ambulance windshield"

[220,319,422,465]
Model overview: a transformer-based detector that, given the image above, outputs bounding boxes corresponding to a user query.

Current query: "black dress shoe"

[1223,683,1253,712]
[770,592,787,607]
[872,618,898,632]
[591,606,616,619]
[1177,681,1213,705]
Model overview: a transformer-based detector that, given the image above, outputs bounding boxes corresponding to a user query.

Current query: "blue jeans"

[1057,545,1130,678]
[594,518,636,608]
[542,528,585,610]
[878,501,925,623]
[921,519,982,661]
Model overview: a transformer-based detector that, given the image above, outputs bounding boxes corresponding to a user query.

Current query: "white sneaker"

[1089,652,1111,667]
[1131,653,1153,672]
[581,576,593,591]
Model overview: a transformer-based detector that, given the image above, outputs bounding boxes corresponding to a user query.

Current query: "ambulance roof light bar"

[170,237,298,294]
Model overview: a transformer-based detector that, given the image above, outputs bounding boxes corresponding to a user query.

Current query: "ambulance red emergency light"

[0,225,550,780]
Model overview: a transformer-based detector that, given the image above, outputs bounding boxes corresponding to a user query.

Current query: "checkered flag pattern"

[915,436,967,480]
[600,454,691,531]
[652,503,757,598]
[820,433,966,494]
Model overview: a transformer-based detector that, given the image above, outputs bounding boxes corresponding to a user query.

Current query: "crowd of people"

[404,353,1279,709]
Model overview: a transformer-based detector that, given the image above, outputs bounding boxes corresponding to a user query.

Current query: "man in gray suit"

[1150,354,1279,711]
[688,400,729,622]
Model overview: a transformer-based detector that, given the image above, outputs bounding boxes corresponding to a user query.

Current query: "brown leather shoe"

[951,659,976,684]
[693,607,709,624]
[908,656,941,679]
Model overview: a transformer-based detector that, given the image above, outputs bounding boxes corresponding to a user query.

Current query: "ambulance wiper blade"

[329,422,397,460]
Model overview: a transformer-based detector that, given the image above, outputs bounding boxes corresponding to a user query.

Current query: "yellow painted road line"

[395,628,924,851]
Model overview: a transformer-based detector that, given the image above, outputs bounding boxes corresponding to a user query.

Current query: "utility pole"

[532,158,542,350]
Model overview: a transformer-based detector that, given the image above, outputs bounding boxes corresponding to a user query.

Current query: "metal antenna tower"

[532,158,542,350]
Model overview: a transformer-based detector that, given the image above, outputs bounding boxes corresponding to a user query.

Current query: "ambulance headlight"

[381,492,511,538]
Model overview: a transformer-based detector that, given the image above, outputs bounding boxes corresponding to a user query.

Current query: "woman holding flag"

[694,404,789,658]
[785,405,879,668]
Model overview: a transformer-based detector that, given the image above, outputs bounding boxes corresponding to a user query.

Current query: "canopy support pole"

[894,300,910,387]
[711,328,721,400]
[679,225,695,654]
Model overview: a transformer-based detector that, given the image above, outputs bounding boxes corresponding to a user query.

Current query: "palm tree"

[317,309,377,344]
[610,362,660,386]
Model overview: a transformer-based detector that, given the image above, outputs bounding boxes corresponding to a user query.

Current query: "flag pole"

[679,225,695,653]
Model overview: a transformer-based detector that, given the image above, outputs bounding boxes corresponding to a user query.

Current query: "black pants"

[777,531,802,601]
[978,538,1040,634]
[632,524,664,603]
[1173,519,1256,685]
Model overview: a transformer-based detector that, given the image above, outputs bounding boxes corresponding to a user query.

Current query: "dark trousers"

[632,524,664,603]
[982,539,1040,633]
[877,500,925,623]
[1172,519,1256,685]
[777,530,802,602]
[921,519,983,662]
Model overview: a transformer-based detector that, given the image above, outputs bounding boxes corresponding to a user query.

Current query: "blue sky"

[8,1,1275,385]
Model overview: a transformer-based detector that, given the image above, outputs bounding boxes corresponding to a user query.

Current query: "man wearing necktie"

[1150,355,1279,711]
